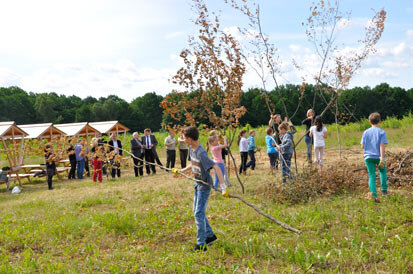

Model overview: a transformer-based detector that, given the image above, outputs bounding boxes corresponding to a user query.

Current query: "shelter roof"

[0,121,28,139]
[89,121,130,134]
[18,123,67,139]
[54,122,100,136]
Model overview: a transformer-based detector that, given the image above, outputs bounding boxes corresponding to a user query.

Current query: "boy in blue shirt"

[173,126,227,251]
[361,112,388,201]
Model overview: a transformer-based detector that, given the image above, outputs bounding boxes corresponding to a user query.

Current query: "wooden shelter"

[89,121,130,144]
[89,121,130,135]
[54,122,100,137]
[18,123,66,140]
[0,121,29,187]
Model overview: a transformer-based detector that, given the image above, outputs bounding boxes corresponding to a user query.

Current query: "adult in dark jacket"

[268,114,282,144]
[141,128,158,175]
[130,132,144,177]
[301,109,314,163]
[67,138,77,179]
[45,144,57,190]
[108,133,123,178]
[146,129,163,167]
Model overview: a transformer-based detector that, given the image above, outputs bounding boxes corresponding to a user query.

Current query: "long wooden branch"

[106,143,301,234]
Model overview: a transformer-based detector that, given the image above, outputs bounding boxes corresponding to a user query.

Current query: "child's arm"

[380,143,385,159]
[218,137,229,149]
[378,143,386,169]
[181,164,192,172]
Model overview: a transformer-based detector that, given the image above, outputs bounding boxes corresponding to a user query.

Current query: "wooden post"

[2,137,22,187]
[11,127,17,166]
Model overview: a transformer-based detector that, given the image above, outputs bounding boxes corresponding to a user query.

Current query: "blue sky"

[0,0,411,101]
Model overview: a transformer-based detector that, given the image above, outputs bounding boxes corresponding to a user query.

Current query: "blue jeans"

[304,135,312,162]
[213,162,226,190]
[247,150,256,170]
[77,159,85,179]
[281,153,293,183]
[193,188,214,245]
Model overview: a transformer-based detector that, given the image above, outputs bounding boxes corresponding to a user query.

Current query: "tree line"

[0,83,412,132]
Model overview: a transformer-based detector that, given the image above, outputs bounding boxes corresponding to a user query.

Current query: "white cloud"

[407,30,413,38]
[337,18,351,30]
[360,68,398,78]
[1,59,178,101]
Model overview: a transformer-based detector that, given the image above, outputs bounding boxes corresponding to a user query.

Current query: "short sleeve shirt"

[266,135,277,154]
[190,145,215,190]
[211,145,224,164]
[361,127,388,160]
[165,136,176,150]
[310,126,327,147]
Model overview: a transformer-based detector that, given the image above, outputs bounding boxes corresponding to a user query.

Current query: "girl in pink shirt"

[209,135,228,190]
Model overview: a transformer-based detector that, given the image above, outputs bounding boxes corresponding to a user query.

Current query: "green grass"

[0,116,412,272]
[0,170,412,272]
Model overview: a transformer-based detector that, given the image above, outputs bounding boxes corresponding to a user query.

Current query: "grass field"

[0,117,412,272]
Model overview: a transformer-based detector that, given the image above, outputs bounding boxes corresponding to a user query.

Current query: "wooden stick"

[395,152,413,174]
[106,143,301,234]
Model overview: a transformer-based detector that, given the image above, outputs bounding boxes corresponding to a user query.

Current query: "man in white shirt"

[141,128,157,175]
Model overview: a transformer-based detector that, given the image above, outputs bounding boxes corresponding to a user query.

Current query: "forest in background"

[1,83,412,132]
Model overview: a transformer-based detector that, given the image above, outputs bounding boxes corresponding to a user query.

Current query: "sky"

[0,0,412,102]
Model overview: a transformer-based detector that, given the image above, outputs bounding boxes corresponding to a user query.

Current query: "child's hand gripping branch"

[172,165,229,198]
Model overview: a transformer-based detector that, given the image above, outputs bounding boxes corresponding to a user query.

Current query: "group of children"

[2,110,388,252]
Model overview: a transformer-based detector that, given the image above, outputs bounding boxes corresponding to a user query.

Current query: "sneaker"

[381,190,389,196]
[365,192,380,203]
[190,244,207,252]
[206,234,218,245]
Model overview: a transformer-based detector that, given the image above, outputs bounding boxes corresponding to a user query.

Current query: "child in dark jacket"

[44,144,57,190]
[67,139,76,179]
[276,122,296,183]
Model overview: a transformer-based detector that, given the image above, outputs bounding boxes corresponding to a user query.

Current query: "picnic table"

[19,161,71,181]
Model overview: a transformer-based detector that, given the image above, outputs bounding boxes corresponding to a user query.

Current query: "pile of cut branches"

[257,150,412,205]
[386,150,413,188]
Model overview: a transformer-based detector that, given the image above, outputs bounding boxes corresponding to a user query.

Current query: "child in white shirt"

[309,115,327,172]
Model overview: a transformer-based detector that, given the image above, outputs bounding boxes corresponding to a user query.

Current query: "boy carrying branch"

[172,126,228,251]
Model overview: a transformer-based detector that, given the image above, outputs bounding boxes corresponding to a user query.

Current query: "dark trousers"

[239,152,248,174]
[144,149,156,174]
[84,157,90,176]
[166,150,176,169]
[110,158,121,178]
[153,150,163,167]
[133,156,144,177]
[246,150,256,170]
[68,158,76,179]
[180,149,189,168]
[46,167,55,189]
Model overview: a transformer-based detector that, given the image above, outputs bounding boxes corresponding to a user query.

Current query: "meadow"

[0,116,412,273]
